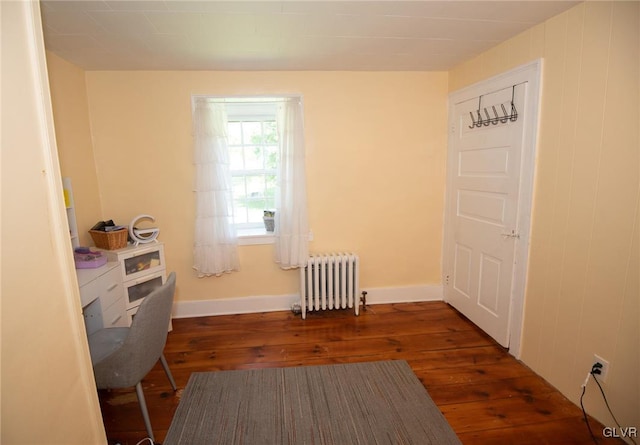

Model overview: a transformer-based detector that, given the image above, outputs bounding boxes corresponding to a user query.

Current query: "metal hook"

[510,85,518,122]
[474,96,484,127]
[468,111,476,129]
[491,105,500,125]
[510,102,518,122]
[500,104,509,123]
[483,108,491,126]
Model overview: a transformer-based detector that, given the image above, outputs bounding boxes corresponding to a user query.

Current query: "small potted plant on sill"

[263,210,275,232]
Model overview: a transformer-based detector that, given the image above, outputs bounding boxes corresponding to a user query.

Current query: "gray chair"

[88,272,177,443]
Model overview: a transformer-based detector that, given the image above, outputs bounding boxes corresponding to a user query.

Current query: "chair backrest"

[93,272,176,388]
[123,272,176,371]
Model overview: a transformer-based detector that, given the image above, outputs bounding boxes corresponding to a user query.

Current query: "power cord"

[113,437,154,445]
[580,364,638,445]
[580,371,599,445]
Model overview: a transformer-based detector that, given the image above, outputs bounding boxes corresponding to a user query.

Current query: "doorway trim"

[444,60,542,358]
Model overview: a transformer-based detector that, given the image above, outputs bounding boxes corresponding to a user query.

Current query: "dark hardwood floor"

[98,301,621,444]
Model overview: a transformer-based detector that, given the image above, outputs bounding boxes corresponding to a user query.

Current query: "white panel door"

[445,83,527,348]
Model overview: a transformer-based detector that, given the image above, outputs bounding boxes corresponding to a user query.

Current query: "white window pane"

[233,202,248,224]
[264,146,278,170]
[264,200,276,213]
[242,122,261,144]
[229,146,244,170]
[265,174,277,203]
[247,196,267,223]
[228,122,242,145]
[246,175,265,197]
[232,176,246,200]
[245,146,263,170]
[263,121,277,143]
[248,207,264,224]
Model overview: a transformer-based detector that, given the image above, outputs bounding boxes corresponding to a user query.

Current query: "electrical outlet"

[592,354,610,382]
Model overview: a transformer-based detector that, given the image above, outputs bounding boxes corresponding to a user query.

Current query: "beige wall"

[47,52,104,246]
[1,1,106,443]
[450,1,639,429]
[81,71,449,304]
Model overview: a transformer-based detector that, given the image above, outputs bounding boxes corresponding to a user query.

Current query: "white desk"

[77,261,127,335]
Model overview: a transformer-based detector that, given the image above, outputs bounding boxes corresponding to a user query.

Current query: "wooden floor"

[99,301,620,444]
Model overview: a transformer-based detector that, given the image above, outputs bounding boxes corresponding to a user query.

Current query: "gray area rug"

[164,360,461,445]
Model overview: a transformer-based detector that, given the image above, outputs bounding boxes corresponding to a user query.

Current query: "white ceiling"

[40,0,579,71]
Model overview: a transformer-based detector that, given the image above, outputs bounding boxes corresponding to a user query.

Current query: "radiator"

[299,253,360,319]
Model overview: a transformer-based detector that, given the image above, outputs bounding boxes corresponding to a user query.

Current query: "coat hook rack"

[468,84,519,129]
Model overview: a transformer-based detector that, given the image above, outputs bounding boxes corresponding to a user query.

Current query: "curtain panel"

[274,98,309,269]
[192,99,239,277]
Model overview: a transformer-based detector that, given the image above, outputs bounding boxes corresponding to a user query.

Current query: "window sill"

[237,228,275,246]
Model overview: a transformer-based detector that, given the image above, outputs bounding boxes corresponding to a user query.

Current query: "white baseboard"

[172,284,443,319]
[173,293,298,318]
[362,285,443,304]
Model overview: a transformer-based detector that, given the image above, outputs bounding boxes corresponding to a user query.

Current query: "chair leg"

[135,382,155,443]
[160,353,177,391]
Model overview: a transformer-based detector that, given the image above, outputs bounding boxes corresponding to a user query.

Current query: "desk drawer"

[102,243,166,282]
[102,297,128,328]
[120,245,165,282]
[99,266,124,308]
[79,279,99,308]
[123,270,165,310]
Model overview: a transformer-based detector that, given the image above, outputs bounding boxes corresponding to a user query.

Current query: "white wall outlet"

[593,354,610,382]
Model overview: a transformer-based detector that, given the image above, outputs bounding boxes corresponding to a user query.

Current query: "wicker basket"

[89,229,128,250]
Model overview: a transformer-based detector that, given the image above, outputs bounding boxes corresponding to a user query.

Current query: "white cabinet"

[100,242,167,325]
[78,262,127,335]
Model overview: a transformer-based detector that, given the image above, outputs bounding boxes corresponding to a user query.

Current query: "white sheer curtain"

[192,99,239,277]
[274,98,309,269]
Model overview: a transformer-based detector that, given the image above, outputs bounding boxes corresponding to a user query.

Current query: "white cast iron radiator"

[299,253,360,319]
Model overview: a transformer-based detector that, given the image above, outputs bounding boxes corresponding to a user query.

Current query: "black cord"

[592,374,638,445]
[580,384,600,444]
[592,374,623,429]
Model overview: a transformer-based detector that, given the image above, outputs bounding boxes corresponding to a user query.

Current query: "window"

[192,95,308,273]
[225,102,279,238]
